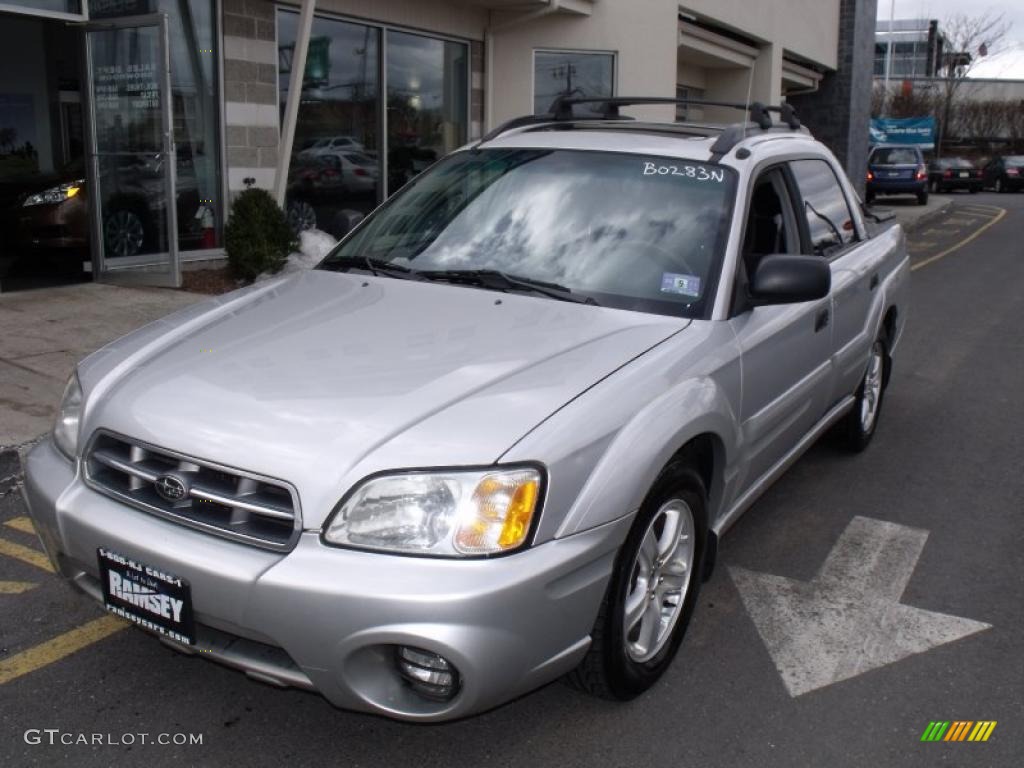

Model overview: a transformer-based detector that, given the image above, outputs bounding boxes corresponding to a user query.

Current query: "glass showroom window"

[88,0,223,252]
[278,11,381,235]
[386,30,468,194]
[533,50,614,116]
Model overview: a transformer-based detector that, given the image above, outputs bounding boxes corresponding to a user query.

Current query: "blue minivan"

[866,145,928,205]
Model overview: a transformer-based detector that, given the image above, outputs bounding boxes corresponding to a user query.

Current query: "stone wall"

[222,0,279,194]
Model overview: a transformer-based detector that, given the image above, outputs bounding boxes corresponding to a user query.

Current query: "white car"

[320,151,379,193]
[300,136,365,157]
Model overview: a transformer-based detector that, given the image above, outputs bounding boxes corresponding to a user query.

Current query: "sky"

[876,0,1024,78]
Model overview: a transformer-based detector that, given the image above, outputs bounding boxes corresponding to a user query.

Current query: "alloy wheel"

[860,342,885,433]
[104,210,145,258]
[622,499,695,663]
[288,200,317,233]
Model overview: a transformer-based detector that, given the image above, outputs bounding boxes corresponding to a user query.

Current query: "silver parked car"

[23,97,909,722]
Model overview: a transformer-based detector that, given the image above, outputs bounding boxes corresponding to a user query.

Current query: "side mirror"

[749,254,830,306]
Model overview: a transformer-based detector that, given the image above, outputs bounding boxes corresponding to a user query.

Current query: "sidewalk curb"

[901,199,954,234]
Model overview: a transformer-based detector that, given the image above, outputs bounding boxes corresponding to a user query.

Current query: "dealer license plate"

[959,171,969,178]
[98,547,195,645]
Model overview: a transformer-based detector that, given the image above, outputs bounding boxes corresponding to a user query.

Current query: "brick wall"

[790,0,878,196]
[222,0,279,195]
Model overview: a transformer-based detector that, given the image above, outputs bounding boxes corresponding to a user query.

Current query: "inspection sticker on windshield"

[661,273,701,297]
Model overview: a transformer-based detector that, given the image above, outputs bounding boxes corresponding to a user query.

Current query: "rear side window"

[789,159,856,256]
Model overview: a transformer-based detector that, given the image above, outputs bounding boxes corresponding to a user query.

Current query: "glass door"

[85,14,179,287]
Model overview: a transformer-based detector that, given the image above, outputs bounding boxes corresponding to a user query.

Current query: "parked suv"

[23,97,909,722]
[866,145,928,205]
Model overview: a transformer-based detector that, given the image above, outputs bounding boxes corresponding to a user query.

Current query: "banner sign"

[869,117,936,148]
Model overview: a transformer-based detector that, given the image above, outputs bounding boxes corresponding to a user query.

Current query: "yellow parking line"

[0,615,127,685]
[0,580,37,594]
[0,537,54,573]
[912,207,1007,272]
[3,517,36,535]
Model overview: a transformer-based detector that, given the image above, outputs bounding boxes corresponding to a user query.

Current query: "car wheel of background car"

[929,179,939,193]
[995,177,1005,193]
[103,209,146,259]
[970,187,980,194]
[287,199,317,234]
[566,458,706,700]
[916,189,928,206]
[838,334,889,453]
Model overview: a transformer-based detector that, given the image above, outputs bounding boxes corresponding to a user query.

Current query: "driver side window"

[733,167,799,314]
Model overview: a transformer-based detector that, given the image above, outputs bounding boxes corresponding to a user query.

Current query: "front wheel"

[838,336,888,452]
[566,461,706,700]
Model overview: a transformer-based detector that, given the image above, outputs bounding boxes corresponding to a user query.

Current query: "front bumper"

[22,438,626,721]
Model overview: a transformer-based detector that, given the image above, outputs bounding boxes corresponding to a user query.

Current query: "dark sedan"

[983,155,1024,193]
[927,157,983,193]
[866,145,929,205]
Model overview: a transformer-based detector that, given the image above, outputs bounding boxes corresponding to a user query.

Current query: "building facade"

[0,0,870,290]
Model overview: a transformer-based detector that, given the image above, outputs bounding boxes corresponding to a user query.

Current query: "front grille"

[84,431,301,551]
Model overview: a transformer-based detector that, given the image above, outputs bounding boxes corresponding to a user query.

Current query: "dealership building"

[0,0,875,290]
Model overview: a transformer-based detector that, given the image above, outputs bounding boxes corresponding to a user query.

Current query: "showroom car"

[22,97,909,722]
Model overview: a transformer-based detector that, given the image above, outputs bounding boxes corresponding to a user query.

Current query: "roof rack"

[474,96,804,160]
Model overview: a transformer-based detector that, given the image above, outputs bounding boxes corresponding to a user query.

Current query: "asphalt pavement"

[1,192,1021,767]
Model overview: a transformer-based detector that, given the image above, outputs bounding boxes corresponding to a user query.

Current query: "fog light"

[396,646,460,701]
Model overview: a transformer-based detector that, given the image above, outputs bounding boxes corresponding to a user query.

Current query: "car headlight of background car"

[53,371,83,460]
[323,467,542,557]
[23,179,84,207]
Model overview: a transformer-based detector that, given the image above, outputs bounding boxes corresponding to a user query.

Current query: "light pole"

[882,0,896,115]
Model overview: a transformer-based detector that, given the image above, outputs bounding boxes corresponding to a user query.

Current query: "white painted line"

[730,516,991,697]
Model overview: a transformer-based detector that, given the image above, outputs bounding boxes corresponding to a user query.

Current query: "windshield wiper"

[417,269,599,305]
[319,255,419,279]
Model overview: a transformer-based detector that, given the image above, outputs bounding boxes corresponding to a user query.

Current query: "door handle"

[814,308,830,332]
[869,273,879,290]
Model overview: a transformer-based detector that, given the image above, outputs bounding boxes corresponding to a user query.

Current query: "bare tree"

[934,11,1012,154]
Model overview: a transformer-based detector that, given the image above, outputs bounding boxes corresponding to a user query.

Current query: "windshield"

[871,148,920,165]
[1006,155,1024,166]
[319,148,736,317]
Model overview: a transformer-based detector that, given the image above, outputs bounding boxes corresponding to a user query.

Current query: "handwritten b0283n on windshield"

[642,162,725,183]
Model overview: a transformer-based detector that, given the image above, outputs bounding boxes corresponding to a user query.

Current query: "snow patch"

[256,229,337,282]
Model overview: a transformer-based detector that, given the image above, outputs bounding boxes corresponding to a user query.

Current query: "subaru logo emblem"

[154,473,188,502]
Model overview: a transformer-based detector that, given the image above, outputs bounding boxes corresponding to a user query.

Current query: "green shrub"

[224,188,298,281]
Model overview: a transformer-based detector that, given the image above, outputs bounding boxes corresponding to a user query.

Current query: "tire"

[566,460,706,700]
[929,179,938,193]
[838,334,889,452]
[995,177,1005,193]
[970,187,980,194]
[103,208,147,258]
[917,189,929,205]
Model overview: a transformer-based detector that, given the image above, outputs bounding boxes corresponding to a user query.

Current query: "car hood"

[79,270,688,529]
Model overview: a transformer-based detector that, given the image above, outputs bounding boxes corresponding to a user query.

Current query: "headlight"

[23,179,84,207]
[53,372,83,460]
[323,467,543,557]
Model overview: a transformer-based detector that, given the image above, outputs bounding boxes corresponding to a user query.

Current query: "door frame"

[84,12,181,288]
